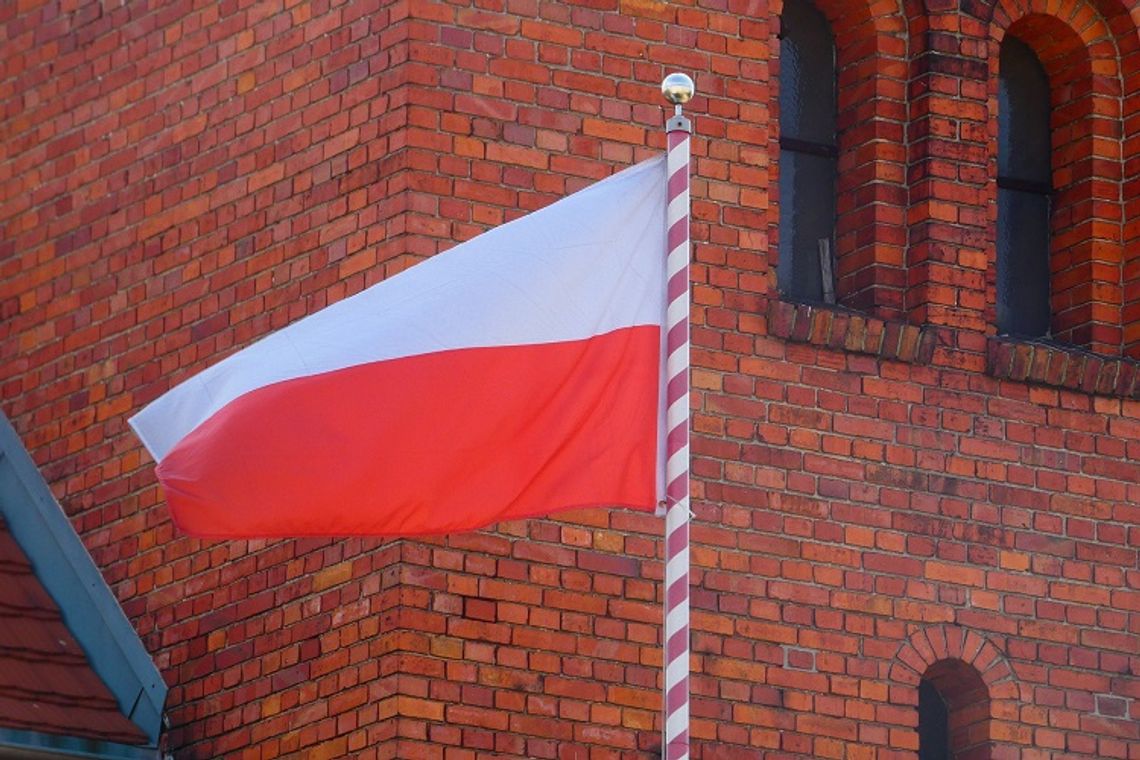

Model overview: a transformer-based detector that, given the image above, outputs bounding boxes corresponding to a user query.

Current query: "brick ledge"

[986,336,1140,398]
[767,300,935,364]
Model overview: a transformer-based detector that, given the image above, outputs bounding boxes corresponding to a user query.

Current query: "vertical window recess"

[778,0,838,303]
[997,35,1052,338]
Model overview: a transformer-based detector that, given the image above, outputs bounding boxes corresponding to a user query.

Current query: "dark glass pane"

[997,187,1051,337]
[997,34,1052,338]
[999,37,1051,185]
[918,679,950,760]
[779,0,836,146]
[778,148,836,301]
[779,0,836,302]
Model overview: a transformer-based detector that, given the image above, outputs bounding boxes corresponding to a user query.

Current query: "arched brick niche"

[987,0,1136,356]
[921,660,991,760]
[769,0,911,319]
[890,625,1020,760]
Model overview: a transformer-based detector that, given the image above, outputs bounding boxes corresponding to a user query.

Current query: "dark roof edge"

[0,413,167,746]
[0,727,162,760]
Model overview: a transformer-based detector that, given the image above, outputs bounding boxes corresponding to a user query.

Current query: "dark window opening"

[920,659,992,760]
[997,35,1052,338]
[778,0,837,303]
[918,678,951,760]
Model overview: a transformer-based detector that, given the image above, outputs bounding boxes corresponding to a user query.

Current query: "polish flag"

[130,157,667,537]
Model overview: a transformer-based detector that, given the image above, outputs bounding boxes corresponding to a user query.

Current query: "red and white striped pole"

[661,72,693,760]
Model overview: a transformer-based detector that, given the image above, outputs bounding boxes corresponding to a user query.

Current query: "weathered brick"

[4,2,1140,759]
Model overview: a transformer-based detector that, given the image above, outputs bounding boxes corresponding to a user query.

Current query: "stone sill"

[987,336,1140,399]
[767,300,935,364]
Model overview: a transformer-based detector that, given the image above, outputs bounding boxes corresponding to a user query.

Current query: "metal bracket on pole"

[666,113,691,133]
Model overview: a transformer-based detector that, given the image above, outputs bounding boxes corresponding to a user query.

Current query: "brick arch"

[769,0,911,66]
[769,0,911,320]
[890,625,1016,693]
[986,3,1128,354]
[890,626,1021,759]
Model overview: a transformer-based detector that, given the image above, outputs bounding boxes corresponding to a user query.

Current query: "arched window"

[778,0,837,303]
[919,659,992,760]
[997,35,1052,338]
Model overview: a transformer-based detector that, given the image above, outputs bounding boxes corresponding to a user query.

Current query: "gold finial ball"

[661,73,695,105]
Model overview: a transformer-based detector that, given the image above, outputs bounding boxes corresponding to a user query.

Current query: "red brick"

[5,3,1140,759]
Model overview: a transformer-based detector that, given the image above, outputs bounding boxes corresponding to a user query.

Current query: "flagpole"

[661,72,693,760]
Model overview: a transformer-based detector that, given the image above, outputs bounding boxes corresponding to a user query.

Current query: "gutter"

[0,728,162,760]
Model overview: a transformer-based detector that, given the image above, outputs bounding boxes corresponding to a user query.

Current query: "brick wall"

[2,0,1138,758]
